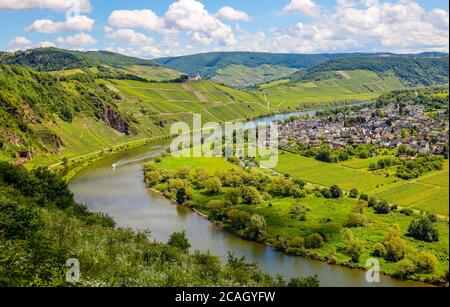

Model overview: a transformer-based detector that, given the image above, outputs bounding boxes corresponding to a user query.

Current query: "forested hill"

[290,55,449,86]
[155,52,370,77]
[0,48,160,72]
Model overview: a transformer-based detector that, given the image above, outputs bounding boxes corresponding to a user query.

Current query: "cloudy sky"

[1,0,448,58]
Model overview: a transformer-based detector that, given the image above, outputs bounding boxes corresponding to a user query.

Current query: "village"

[278,103,449,155]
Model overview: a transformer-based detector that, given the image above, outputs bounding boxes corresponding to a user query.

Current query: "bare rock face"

[101,105,131,135]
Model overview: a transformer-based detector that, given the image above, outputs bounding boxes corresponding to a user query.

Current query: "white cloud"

[217,6,250,22]
[26,15,95,33]
[105,46,162,59]
[269,0,449,53]
[57,33,96,46]
[9,36,32,47]
[104,27,154,46]
[108,9,165,32]
[282,0,321,18]
[0,0,91,12]
[165,0,236,45]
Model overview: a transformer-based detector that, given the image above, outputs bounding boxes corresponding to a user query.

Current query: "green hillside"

[211,64,299,88]
[259,70,405,110]
[291,55,449,86]
[0,48,160,71]
[0,64,135,164]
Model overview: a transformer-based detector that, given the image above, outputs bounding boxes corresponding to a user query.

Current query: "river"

[69,109,426,287]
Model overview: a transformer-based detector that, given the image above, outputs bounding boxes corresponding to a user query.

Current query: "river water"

[69,109,426,287]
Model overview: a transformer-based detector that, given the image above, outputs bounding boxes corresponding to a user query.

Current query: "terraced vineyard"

[109,79,269,130]
[211,64,299,88]
[259,70,405,109]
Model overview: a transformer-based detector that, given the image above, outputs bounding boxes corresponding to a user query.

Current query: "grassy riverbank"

[145,151,449,286]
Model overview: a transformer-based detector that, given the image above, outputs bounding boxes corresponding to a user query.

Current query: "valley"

[0,48,448,287]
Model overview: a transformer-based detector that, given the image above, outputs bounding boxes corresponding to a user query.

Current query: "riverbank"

[145,152,447,287]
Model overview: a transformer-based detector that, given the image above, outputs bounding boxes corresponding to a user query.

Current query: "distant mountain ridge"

[0,48,160,72]
[290,55,449,86]
[155,51,449,87]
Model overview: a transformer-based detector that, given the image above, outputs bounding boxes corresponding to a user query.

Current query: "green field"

[211,64,298,88]
[259,70,404,109]
[253,195,449,278]
[375,164,449,216]
[271,152,399,192]
[151,152,449,284]
[272,152,449,216]
[340,155,393,169]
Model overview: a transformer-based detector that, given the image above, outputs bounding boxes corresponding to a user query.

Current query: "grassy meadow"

[150,151,449,284]
[271,152,449,217]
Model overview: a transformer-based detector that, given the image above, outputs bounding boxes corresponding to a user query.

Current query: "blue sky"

[1,0,448,58]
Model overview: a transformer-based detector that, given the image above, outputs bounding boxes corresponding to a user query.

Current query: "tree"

[384,225,410,262]
[176,187,186,204]
[305,233,324,249]
[345,229,364,263]
[349,188,359,198]
[204,177,222,194]
[168,231,191,252]
[372,243,386,258]
[320,188,332,199]
[373,200,391,214]
[145,171,162,187]
[241,186,262,205]
[329,185,343,198]
[225,188,241,206]
[407,217,439,242]
[246,214,267,240]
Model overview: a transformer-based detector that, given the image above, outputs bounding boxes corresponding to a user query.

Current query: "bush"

[272,236,288,251]
[414,252,438,273]
[0,201,42,240]
[346,212,368,227]
[329,185,343,198]
[400,208,414,216]
[359,194,369,201]
[225,188,241,206]
[289,236,305,249]
[407,217,439,242]
[372,243,386,258]
[349,188,359,198]
[241,186,262,205]
[395,259,417,279]
[373,200,391,214]
[204,177,222,194]
[385,236,409,262]
[305,233,324,249]
[320,188,332,199]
